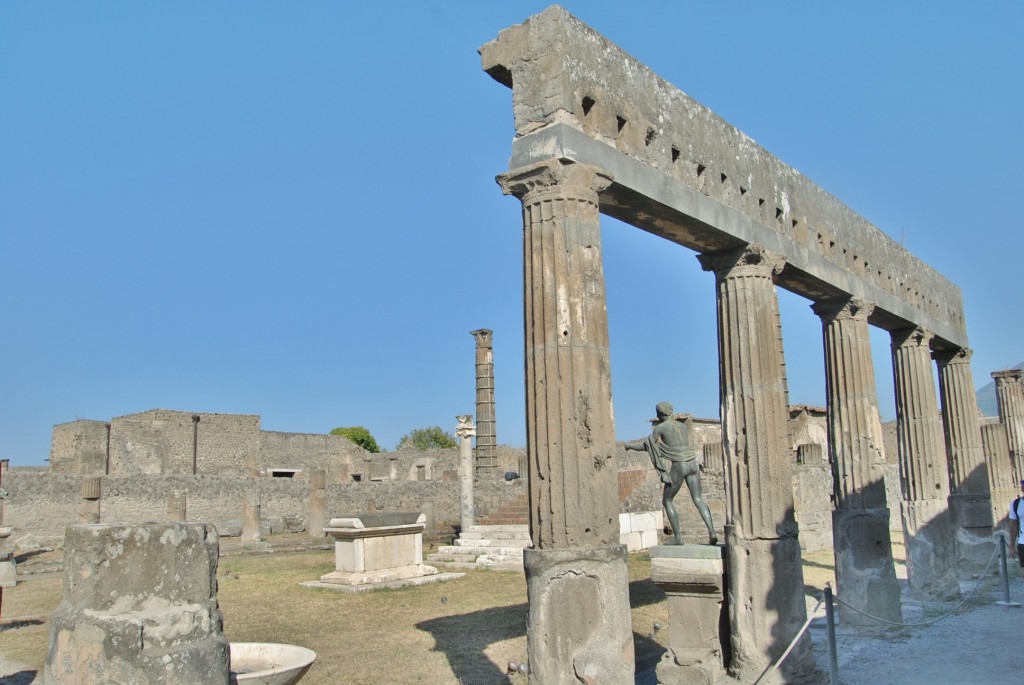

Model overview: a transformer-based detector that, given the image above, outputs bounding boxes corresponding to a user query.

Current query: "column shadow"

[416,578,666,685]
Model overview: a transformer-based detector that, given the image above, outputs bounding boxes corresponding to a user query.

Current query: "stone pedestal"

[319,513,438,587]
[44,523,228,685]
[831,508,901,626]
[650,545,727,685]
[524,546,634,685]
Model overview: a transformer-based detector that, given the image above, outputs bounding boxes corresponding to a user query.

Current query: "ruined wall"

[108,410,195,475]
[195,412,261,476]
[50,420,108,474]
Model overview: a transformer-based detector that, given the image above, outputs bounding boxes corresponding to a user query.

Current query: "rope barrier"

[752,594,825,685]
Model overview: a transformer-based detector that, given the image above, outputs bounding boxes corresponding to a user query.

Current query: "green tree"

[397,426,457,450]
[330,426,380,453]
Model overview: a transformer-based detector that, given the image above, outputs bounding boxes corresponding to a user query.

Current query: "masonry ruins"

[482,6,998,683]
[5,6,1024,684]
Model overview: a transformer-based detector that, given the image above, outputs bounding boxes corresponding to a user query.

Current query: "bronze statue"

[625,402,717,545]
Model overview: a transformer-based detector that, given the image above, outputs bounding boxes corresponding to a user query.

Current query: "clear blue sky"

[2,2,1021,465]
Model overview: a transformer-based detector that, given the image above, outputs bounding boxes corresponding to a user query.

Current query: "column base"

[524,546,634,685]
[901,499,961,601]
[832,508,901,627]
[724,525,819,684]
[948,493,995,568]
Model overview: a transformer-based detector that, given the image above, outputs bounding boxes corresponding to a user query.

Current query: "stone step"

[461,525,530,538]
[454,538,532,548]
[434,545,527,557]
[427,551,480,563]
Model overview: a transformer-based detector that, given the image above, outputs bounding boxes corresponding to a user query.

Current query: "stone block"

[44,522,228,685]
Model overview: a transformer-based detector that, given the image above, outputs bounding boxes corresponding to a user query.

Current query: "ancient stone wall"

[108,409,196,475]
[50,419,108,474]
[196,412,261,475]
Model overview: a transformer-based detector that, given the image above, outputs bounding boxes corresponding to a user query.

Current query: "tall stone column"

[992,369,1024,481]
[242,488,262,544]
[455,415,476,536]
[498,159,633,685]
[890,327,960,600]
[981,423,1016,532]
[309,469,327,538]
[698,245,816,683]
[470,329,498,473]
[812,297,900,626]
[935,348,993,564]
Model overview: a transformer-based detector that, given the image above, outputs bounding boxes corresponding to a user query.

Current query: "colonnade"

[500,156,995,684]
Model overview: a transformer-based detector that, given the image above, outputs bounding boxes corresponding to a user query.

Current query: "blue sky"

[2,2,1021,465]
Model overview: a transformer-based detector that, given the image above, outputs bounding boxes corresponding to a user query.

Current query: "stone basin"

[229,642,316,685]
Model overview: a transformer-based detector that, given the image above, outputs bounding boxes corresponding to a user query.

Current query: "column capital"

[890,326,933,351]
[455,415,476,440]
[932,346,972,365]
[470,329,493,347]
[811,297,874,325]
[991,368,1022,383]
[696,244,785,279]
[497,159,613,201]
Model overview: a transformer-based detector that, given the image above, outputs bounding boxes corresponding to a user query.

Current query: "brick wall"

[50,420,108,474]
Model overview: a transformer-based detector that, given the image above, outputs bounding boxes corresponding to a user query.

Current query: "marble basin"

[229,642,316,685]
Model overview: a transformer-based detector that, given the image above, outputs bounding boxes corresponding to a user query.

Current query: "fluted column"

[813,297,900,626]
[890,327,959,600]
[982,422,1016,532]
[992,369,1024,481]
[698,245,815,684]
[935,348,993,564]
[470,329,497,473]
[498,159,632,685]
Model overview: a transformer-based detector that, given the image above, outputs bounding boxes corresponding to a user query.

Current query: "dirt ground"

[2,538,1021,685]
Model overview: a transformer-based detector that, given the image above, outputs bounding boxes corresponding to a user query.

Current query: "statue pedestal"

[651,544,728,685]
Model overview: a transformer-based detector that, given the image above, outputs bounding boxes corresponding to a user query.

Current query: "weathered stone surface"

[723,526,816,683]
[44,522,228,685]
[831,509,901,626]
[900,499,960,601]
[523,546,633,685]
[992,369,1024,479]
[471,330,497,472]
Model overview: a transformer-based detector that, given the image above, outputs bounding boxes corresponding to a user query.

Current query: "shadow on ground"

[417,578,666,684]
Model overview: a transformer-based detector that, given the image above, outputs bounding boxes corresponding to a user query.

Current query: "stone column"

[79,477,101,524]
[309,469,327,538]
[697,245,816,683]
[812,297,901,626]
[166,492,187,522]
[455,415,476,536]
[992,369,1024,480]
[982,423,1016,532]
[471,329,498,473]
[242,488,262,544]
[935,348,993,564]
[44,523,228,685]
[498,159,633,685]
[890,327,960,600]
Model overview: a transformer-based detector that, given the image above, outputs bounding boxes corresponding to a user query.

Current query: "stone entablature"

[481,6,966,349]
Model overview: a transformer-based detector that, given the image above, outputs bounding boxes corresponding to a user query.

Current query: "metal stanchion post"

[996,532,1021,608]
[824,584,839,685]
